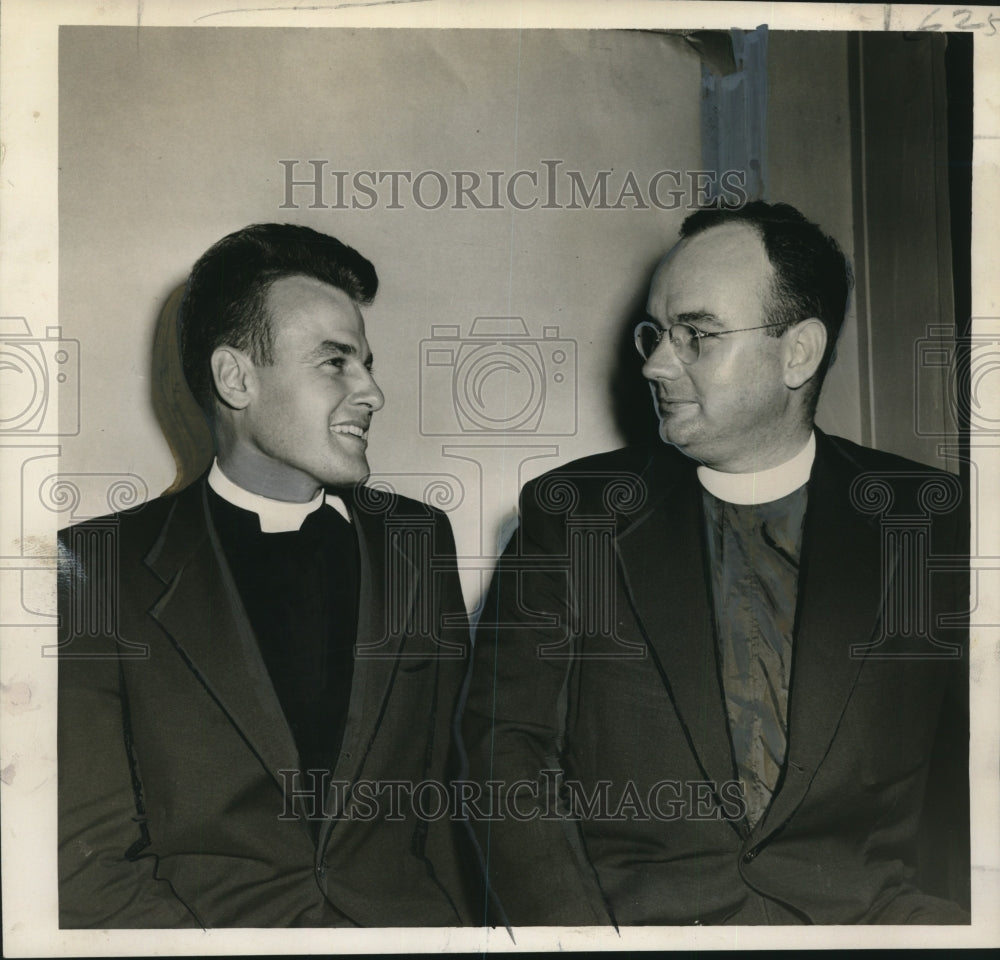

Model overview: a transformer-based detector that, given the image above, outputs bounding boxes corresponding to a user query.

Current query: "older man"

[462,202,969,925]
[59,224,471,927]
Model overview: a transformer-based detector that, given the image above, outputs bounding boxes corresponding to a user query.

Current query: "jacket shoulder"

[58,491,180,542]
[819,432,952,476]
[818,433,966,538]
[56,485,200,577]
[519,444,687,519]
[525,444,684,486]
[349,484,457,530]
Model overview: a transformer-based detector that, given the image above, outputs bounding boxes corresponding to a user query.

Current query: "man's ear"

[782,318,827,390]
[210,345,256,410]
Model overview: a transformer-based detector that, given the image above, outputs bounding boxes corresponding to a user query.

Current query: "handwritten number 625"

[918,7,1000,35]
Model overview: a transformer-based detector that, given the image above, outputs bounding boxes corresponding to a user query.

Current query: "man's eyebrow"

[308,340,375,367]
[312,339,356,357]
[675,311,725,328]
[644,310,726,329]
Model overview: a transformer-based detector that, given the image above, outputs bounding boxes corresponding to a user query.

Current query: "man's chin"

[658,423,707,463]
[322,459,371,491]
[657,421,688,451]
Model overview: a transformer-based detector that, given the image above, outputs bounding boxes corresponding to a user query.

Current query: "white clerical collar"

[208,460,351,532]
[697,432,816,505]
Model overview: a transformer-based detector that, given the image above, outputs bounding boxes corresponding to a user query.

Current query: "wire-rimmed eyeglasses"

[633,319,789,365]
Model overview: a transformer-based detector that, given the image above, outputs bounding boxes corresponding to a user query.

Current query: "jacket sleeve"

[459,482,614,927]
[58,530,201,928]
[416,509,482,924]
[911,484,971,916]
[866,469,971,924]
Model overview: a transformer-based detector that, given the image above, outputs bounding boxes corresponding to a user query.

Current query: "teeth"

[331,424,368,440]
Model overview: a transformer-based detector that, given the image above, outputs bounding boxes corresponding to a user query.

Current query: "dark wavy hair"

[680,200,852,407]
[179,223,377,412]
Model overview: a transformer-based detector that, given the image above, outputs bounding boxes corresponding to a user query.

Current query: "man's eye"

[324,357,346,370]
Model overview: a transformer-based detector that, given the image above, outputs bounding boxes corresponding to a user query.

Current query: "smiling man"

[58,224,472,927]
[462,202,969,925]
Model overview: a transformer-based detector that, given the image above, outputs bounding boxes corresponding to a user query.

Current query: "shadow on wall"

[610,258,663,447]
[151,284,214,495]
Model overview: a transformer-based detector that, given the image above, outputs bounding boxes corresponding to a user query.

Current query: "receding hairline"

[258,271,366,333]
[648,221,776,312]
[263,270,367,303]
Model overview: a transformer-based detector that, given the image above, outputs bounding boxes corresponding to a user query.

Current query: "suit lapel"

[615,453,738,799]
[316,496,421,846]
[755,434,887,840]
[350,496,420,664]
[144,482,301,793]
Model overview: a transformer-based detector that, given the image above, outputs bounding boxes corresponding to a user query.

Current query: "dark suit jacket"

[462,432,969,925]
[58,478,473,928]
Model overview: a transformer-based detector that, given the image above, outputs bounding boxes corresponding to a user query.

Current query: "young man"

[59,224,471,927]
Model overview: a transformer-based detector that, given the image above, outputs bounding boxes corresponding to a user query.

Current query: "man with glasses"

[462,201,969,925]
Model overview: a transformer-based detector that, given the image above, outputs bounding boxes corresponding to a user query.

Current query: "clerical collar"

[208,460,351,532]
[697,432,816,505]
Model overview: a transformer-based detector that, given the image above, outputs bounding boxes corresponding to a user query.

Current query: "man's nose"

[642,335,685,381]
[355,369,385,412]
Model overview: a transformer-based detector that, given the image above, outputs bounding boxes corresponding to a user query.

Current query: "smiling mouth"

[331,423,369,442]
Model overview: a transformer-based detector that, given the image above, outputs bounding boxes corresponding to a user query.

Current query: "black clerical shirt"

[207,488,359,789]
